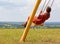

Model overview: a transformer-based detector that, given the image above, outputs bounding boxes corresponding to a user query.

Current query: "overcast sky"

[0,0,60,22]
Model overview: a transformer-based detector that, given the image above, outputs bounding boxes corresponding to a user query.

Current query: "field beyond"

[0,28,60,44]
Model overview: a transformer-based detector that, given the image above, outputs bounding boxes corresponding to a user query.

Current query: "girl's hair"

[46,6,51,13]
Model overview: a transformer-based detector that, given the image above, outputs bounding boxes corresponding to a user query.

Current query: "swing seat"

[31,22,44,26]
[31,16,44,26]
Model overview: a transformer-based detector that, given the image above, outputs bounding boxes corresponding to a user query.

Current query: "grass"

[0,28,60,44]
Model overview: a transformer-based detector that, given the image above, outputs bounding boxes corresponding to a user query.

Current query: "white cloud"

[0,0,60,22]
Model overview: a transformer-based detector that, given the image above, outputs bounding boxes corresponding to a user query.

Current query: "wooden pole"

[20,0,41,42]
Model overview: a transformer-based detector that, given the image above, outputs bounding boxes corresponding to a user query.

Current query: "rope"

[43,0,54,12]
[43,0,51,12]
[38,0,47,16]
[40,0,47,12]
[50,0,54,7]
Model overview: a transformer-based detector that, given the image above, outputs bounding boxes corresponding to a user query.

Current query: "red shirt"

[32,13,50,25]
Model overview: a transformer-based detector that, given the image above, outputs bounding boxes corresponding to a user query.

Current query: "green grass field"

[0,28,60,44]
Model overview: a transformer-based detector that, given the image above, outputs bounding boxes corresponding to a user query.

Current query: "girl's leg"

[22,16,30,27]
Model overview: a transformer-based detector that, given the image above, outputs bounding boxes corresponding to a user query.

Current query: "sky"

[0,0,60,22]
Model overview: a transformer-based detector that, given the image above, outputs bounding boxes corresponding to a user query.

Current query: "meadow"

[0,28,60,44]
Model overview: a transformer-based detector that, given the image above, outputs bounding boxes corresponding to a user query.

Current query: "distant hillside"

[0,22,60,28]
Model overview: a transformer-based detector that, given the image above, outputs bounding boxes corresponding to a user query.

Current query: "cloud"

[0,0,35,22]
[0,1,20,8]
[0,0,60,22]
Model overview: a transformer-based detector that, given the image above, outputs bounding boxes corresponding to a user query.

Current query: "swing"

[31,0,54,26]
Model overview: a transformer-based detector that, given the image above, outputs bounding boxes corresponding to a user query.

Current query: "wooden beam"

[20,0,41,42]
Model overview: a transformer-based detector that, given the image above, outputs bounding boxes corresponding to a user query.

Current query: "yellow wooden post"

[20,0,41,42]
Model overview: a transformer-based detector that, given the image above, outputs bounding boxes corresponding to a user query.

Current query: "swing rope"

[50,0,54,7]
[43,0,51,12]
[40,0,47,13]
[43,0,54,12]
[39,0,51,15]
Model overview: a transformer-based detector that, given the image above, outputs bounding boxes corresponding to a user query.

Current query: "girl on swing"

[22,6,51,27]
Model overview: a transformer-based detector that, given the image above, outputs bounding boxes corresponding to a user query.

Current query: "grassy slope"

[0,28,60,44]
